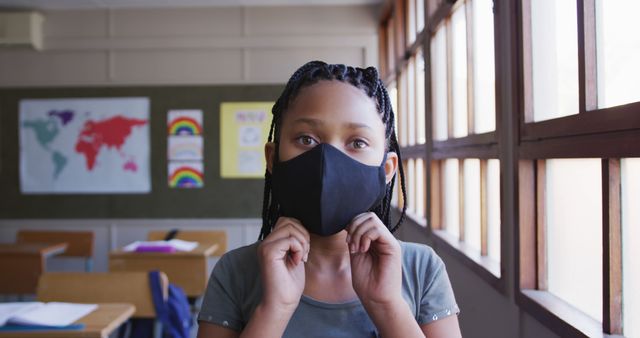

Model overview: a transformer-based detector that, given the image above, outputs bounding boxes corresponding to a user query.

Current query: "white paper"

[0,303,43,326]
[5,302,97,327]
[122,239,198,252]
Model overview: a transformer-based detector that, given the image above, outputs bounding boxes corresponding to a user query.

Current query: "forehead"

[284,80,382,127]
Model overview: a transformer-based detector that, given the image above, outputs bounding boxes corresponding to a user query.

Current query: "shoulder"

[398,239,445,275]
[215,241,261,275]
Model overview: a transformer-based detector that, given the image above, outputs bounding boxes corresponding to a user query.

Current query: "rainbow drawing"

[167,110,203,135]
[168,116,202,135]
[169,162,204,188]
[168,136,203,161]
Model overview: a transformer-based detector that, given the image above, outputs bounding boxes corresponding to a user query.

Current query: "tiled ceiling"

[0,0,384,10]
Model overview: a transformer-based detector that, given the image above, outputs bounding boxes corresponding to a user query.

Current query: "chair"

[147,230,227,256]
[37,271,168,318]
[17,230,95,271]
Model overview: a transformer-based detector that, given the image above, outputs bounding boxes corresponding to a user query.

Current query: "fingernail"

[346,234,351,243]
[350,244,356,253]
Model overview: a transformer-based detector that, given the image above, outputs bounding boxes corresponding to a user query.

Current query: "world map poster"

[19,97,151,194]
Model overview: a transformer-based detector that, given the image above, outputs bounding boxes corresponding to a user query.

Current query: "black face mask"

[271,143,388,236]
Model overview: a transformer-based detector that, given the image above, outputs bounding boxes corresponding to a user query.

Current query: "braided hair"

[258,60,408,240]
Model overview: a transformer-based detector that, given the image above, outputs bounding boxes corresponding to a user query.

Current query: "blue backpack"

[147,270,192,338]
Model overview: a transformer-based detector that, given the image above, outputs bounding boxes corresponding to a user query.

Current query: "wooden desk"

[109,243,218,297]
[0,303,135,338]
[0,243,68,294]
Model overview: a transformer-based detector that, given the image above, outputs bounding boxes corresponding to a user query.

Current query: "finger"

[347,216,377,254]
[273,217,311,244]
[358,227,381,253]
[266,236,305,266]
[345,213,372,243]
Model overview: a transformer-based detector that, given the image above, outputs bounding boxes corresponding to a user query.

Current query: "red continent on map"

[75,116,147,171]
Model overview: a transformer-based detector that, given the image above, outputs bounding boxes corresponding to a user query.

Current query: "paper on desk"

[0,303,42,326]
[5,302,97,327]
[123,238,198,252]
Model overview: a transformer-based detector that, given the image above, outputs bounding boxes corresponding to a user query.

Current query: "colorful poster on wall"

[168,161,204,188]
[19,97,151,194]
[167,110,203,136]
[167,109,204,188]
[220,102,273,178]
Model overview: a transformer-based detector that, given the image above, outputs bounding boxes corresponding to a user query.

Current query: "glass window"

[464,159,481,252]
[407,158,416,214]
[472,0,496,133]
[622,158,640,337]
[451,6,469,137]
[530,0,579,121]
[487,159,501,263]
[443,159,460,239]
[546,159,602,322]
[416,158,425,220]
[596,0,640,108]
[416,0,425,34]
[431,25,448,141]
[416,49,426,144]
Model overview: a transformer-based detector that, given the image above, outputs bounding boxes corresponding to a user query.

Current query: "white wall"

[0,5,379,87]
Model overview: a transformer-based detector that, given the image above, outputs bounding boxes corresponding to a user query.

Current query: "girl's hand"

[346,212,403,307]
[257,217,310,313]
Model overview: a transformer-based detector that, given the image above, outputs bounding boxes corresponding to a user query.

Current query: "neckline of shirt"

[300,294,362,309]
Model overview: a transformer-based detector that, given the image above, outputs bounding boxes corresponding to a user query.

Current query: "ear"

[265,142,276,174]
[383,151,398,184]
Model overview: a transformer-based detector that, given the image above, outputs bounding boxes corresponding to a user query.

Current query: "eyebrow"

[291,118,373,131]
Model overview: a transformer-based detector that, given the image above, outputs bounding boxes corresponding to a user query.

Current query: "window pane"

[622,158,640,337]
[464,159,481,252]
[416,158,425,220]
[451,6,468,137]
[472,0,496,133]
[416,49,426,144]
[431,26,448,141]
[399,70,408,147]
[389,83,398,136]
[408,158,416,213]
[546,159,602,322]
[416,0,425,34]
[444,159,460,239]
[407,59,416,146]
[407,0,416,44]
[596,0,640,108]
[530,0,579,121]
[487,159,501,263]
[387,18,396,73]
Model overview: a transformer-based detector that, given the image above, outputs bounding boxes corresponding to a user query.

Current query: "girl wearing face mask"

[197,61,462,338]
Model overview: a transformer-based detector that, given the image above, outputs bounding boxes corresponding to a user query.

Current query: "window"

[426,0,501,280]
[621,158,640,337]
[596,0,640,108]
[379,0,428,226]
[518,0,640,336]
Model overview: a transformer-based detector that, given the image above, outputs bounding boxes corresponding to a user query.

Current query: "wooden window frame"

[424,0,504,290]
[515,0,639,337]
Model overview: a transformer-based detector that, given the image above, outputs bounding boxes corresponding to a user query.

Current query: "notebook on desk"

[0,302,96,331]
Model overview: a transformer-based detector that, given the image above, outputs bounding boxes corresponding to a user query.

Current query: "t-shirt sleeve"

[197,254,244,331]
[417,248,460,325]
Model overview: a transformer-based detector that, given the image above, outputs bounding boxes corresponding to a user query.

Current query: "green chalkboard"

[0,84,284,219]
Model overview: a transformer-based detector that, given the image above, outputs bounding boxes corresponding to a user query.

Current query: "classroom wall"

[0,5,379,87]
[0,4,379,254]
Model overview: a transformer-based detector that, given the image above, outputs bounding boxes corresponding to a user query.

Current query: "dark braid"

[259,61,408,240]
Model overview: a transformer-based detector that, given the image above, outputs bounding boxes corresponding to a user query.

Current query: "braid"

[259,61,408,240]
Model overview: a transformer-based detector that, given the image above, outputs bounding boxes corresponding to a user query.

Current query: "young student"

[197,61,461,338]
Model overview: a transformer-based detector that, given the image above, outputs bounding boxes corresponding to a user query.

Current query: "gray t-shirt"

[198,240,460,337]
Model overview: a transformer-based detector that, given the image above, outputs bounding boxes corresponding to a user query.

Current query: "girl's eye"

[351,139,369,149]
[297,135,318,146]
